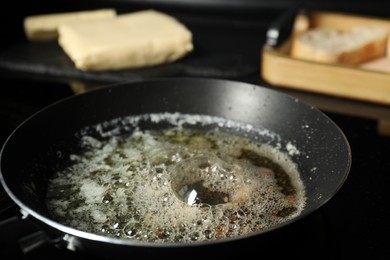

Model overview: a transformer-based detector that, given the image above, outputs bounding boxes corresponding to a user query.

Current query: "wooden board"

[261,10,390,106]
[276,87,390,137]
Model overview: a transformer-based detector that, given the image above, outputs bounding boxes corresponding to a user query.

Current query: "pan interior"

[45,112,307,243]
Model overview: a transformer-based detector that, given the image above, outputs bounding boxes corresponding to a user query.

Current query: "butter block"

[24,9,117,41]
[57,9,193,71]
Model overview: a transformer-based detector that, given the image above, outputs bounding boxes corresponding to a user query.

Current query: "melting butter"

[46,116,306,243]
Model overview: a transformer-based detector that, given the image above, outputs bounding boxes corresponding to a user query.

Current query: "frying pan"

[0,77,351,258]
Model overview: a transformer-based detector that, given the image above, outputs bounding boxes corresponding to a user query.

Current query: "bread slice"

[57,9,193,71]
[290,26,389,65]
[24,9,117,41]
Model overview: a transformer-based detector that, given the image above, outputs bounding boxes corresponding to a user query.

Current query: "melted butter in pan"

[46,127,306,243]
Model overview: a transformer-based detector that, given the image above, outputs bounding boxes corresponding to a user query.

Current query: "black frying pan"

[0,78,351,258]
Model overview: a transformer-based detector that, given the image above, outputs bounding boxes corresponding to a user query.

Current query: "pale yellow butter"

[58,9,194,71]
[24,9,117,41]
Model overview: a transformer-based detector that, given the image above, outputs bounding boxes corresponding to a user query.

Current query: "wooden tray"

[261,10,390,106]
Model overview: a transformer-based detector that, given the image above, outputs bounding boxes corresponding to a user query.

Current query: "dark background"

[0,1,389,259]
